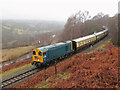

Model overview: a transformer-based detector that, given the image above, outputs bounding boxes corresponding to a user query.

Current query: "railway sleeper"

[24,74,28,76]
[21,75,25,78]
[2,83,7,86]
[14,78,18,80]
[1,84,4,87]
[17,77,22,79]
[10,79,15,82]
[7,81,11,84]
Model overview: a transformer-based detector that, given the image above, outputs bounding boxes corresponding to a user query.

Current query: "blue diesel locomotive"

[32,41,73,67]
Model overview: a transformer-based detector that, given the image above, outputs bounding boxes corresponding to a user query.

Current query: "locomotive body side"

[47,41,72,62]
[32,41,72,67]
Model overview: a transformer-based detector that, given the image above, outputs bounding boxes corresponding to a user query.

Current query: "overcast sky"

[1,0,119,22]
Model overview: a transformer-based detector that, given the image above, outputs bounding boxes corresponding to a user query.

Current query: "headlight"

[38,59,39,61]
[43,55,46,58]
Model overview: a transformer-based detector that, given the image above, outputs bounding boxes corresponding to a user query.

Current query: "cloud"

[1,0,119,21]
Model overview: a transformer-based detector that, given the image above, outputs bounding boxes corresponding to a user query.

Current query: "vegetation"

[11,41,119,88]
[87,38,111,54]
[57,11,119,46]
[57,73,70,80]
[35,73,70,88]
[1,58,32,73]
[1,63,31,77]
[108,14,119,46]
[1,45,35,62]
[37,83,51,88]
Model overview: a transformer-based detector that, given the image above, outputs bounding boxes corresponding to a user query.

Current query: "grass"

[87,50,94,54]
[1,63,31,77]
[91,57,96,60]
[1,45,36,62]
[87,38,111,54]
[96,38,111,50]
[37,83,51,88]
[36,73,70,88]
[57,73,70,80]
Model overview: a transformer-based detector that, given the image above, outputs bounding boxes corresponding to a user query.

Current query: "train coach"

[32,27,108,67]
[72,34,96,52]
[72,28,108,52]
[94,29,108,41]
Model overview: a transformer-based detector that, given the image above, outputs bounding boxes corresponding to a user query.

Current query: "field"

[1,58,32,74]
[9,41,119,88]
[1,46,35,63]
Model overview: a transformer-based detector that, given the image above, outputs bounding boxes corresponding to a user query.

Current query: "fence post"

[55,61,57,74]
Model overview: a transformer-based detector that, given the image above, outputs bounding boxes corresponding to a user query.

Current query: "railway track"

[1,58,69,88]
[1,68,40,88]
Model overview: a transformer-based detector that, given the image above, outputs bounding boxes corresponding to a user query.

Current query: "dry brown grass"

[1,46,35,63]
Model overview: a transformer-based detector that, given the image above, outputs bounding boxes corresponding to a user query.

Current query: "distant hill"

[2,19,65,32]
[2,19,65,48]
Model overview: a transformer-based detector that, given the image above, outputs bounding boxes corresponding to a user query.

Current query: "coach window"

[81,42,83,45]
[79,43,81,46]
[33,51,36,55]
[84,41,85,44]
[88,39,90,43]
[87,40,89,43]
[38,51,42,56]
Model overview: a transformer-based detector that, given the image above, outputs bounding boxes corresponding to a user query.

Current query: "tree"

[59,11,91,42]
[58,11,119,46]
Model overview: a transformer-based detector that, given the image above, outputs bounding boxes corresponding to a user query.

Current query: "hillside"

[2,20,64,48]
[11,41,119,88]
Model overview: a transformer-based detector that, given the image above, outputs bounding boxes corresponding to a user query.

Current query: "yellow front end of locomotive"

[32,49,43,63]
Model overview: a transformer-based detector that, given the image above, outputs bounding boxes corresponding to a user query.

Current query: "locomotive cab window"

[38,51,42,56]
[43,52,46,56]
[33,51,36,55]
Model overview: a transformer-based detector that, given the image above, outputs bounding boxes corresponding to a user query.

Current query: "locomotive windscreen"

[38,51,42,56]
[33,51,36,55]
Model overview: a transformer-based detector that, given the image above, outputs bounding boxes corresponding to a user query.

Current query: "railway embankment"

[10,39,119,88]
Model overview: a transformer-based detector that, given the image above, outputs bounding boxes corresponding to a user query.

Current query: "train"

[31,26,108,67]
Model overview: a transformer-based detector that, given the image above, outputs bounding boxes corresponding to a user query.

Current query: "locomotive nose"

[32,49,43,63]
[34,56,43,62]
[35,62,42,68]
